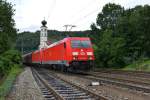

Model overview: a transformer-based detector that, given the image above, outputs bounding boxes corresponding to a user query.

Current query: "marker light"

[87,52,93,56]
[72,52,78,55]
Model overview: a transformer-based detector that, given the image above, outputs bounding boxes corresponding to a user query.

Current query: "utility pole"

[21,34,24,55]
[63,25,76,31]
[63,25,76,37]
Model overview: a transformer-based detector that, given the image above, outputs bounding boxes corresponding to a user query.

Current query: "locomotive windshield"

[71,40,91,48]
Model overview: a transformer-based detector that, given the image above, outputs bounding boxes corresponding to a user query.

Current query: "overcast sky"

[7,0,150,32]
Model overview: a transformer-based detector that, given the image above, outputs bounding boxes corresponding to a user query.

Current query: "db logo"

[80,52,85,55]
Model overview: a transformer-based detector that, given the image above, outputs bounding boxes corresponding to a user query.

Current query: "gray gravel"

[55,72,150,100]
[7,67,44,100]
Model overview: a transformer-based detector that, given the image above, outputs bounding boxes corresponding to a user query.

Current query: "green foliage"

[91,3,150,68]
[0,50,22,99]
[16,30,91,54]
[116,5,150,62]
[96,3,124,30]
[2,49,22,64]
[90,23,101,45]
[95,30,125,68]
[0,50,22,77]
[0,0,16,54]
[0,1,22,98]
[14,2,150,70]
[0,34,10,54]
[123,59,150,71]
[0,65,22,99]
[16,31,40,54]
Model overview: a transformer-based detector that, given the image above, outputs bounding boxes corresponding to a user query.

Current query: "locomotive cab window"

[71,40,91,48]
[71,40,81,48]
[81,40,91,48]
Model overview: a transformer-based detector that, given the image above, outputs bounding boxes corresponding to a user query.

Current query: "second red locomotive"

[23,37,94,71]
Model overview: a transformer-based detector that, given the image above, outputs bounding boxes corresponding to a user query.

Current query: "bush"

[0,64,23,99]
[0,50,22,77]
[0,60,5,77]
[2,50,22,64]
[0,49,22,99]
[123,59,150,71]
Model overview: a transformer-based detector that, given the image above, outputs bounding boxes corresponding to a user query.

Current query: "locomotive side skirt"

[41,60,68,65]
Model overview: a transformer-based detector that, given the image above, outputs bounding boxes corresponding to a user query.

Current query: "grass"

[0,64,23,100]
[123,59,150,72]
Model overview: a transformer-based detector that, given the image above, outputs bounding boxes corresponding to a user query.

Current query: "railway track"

[32,68,58,100]
[83,73,150,93]
[89,72,150,86]
[92,72,150,85]
[32,68,108,100]
[93,69,150,78]
[52,70,150,94]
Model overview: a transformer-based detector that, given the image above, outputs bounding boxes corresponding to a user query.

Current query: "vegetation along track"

[31,67,108,100]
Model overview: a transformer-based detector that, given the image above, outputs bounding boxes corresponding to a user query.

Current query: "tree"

[0,0,16,54]
[116,5,150,62]
[96,3,124,31]
[91,3,126,68]
[96,30,125,68]
[90,23,102,45]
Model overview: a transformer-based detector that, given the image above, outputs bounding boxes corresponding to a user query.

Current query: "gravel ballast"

[7,67,44,100]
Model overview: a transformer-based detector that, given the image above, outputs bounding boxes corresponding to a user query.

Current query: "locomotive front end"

[69,38,94,71]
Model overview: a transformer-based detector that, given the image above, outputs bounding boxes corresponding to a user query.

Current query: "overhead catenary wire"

[69,0,100,23]
[69,0,94,18]
[65,0,101,30]
[72,7,101,25]
[62,0,98,31]
[46,0,100,30]
[47,0,56,22]
[70,0,119,30]
[71,12,98,31]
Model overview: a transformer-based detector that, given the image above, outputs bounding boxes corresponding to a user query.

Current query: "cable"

[72,7,100,25]
[47,0,56,22]
[68,0,99,22]
[69,0,94,18]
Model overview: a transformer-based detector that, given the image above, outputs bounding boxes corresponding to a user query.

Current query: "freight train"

[23,37,95,71]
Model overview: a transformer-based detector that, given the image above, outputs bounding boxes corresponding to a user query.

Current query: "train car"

[23,52,32,65]
[24,37,95,71]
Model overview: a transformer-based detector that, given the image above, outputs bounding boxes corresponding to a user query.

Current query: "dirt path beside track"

[6,67,44,100]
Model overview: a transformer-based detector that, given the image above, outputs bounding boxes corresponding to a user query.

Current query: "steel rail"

[84,74,150,93]
[34,68,109,100]
[46,70,108,100]
[32,68,64,100]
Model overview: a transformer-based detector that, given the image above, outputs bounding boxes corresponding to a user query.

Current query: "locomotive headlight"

[73,57,76,60]
[87,52,93,56]
[72,52,78,55]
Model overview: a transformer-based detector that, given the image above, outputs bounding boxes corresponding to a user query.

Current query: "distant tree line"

[16,30,91,54]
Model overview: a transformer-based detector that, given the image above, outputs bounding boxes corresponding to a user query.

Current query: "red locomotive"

[23,37,94,71]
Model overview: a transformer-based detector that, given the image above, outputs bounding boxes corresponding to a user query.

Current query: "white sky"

[7,0,150,32]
